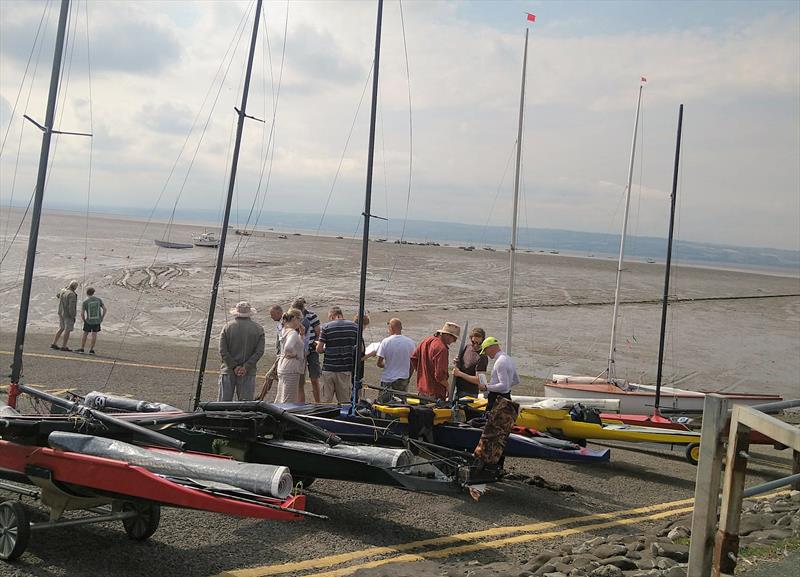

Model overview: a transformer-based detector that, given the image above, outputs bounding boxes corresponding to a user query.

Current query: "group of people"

[51,281,107,354]
[217,297,519,410]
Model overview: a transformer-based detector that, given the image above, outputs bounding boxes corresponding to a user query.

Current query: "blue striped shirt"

[319,319,358,373]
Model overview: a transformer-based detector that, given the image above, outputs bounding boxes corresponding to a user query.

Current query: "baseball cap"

[480,336,499,354]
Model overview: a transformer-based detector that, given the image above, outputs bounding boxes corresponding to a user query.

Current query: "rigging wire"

[81,0,94,285]
[0,0,50,161]
[477,140,517,248]
[106,3,255,387]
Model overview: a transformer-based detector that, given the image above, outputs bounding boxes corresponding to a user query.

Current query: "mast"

[654,104,683,412]
[505,28,529,355]
[606,83,644,381]
[351,0,384,413]
[192,0,263,409]
[8,0,72,408]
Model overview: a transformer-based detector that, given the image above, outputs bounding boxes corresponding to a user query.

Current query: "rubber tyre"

[686,443,700,466]
[122,501,160,541]
[0,500,31,561]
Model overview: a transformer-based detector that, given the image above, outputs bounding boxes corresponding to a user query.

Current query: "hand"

[452,367,462,378]
[234,366,246,377]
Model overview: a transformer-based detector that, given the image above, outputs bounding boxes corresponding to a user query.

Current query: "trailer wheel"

[122,502,160,541]
[686,443,700,466]
[0,500,31,561]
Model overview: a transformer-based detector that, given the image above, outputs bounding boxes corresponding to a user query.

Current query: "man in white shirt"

[479,336,519,411]
[375,318,415,403]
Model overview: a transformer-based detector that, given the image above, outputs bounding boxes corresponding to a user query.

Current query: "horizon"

[1,1,799,253]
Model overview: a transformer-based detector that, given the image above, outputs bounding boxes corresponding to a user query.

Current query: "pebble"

[656,557,677,570]
[663,566,687,577]
[650,543,689,562]
[598,556,637,570]
[588,565,623,577]
[666,526,690,542]
[593,544,628,559]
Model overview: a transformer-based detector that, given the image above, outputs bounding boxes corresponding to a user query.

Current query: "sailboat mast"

[352,0,384,410]
[505,28,529,356]
[192,0,263,409]
[655,104,683,411]
[607,83,643,381]
[8,0,71,407]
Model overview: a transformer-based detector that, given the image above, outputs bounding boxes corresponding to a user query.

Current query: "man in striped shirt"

[293,297,321,402]
[316,306,358,403]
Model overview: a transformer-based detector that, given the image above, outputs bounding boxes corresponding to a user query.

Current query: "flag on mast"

[527,13,536,22]
[641,76,648,83]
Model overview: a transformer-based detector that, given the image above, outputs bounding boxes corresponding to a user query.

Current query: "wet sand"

[0,208,798,397]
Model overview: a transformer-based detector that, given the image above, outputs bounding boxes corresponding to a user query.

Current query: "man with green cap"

[455,336,519,411]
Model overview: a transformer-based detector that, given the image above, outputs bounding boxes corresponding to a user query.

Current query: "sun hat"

[480,336,500,354]
[435,322,461,339]
[230,301,255,318]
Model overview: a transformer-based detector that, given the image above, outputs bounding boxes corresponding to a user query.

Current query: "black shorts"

[83,322,101,333]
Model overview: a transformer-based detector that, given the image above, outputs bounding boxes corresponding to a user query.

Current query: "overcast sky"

[1,0,798,251]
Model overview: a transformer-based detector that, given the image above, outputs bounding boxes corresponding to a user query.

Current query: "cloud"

[140,101,194,135]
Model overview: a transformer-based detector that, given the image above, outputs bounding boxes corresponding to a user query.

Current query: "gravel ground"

[0,333,795,577]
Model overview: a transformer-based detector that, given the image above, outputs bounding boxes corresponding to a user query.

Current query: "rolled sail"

[48,431,293,498]
[267,439,413,469]
[83,391,180,413]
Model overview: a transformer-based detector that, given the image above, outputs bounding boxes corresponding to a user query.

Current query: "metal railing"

[687,395,800,577]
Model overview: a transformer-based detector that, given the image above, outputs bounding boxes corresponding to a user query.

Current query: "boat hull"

[545,380,782,415]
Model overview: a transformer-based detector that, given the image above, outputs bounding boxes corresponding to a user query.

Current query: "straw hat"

[230,301,255,318]
[435,322,461,339]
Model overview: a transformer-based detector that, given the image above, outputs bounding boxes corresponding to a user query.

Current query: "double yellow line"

[214,490,788,577]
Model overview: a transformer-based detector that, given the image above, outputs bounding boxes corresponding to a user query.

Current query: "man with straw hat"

[410,321,460,401]
[478,336,519,411]
[218,301,265,402]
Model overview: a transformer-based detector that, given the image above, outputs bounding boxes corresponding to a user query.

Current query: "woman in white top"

[275,308,306,403]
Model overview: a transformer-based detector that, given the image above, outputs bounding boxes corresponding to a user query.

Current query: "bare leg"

[81,332,88,349]
[297,372,306,403]
[53,328,63,346]
[61,330,71,348]
[89,332,97,350]
[310,377,321,403]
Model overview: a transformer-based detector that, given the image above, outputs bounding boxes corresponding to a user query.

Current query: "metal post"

[351,0,384,413]
[8,0,71,408]
[713,416,751,577]
[192,0,263,409]
[505,28,529,356]
[687,394,731,577]
[607,84,643,381]
[655,104,683,410]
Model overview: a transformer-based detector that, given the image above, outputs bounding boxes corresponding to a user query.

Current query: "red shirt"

[411,335,450,400]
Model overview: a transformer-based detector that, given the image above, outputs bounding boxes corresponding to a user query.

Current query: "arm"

[376,356,385,368]
[243,329,265,373]
[433,347,449,391]
[315,326,326,353]
[451,367,480,386]
[100,303,107,321]
[81,302,87,323]
[219,328,238,370]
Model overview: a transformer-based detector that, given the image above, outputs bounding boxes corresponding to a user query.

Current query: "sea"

[43,203,800,276]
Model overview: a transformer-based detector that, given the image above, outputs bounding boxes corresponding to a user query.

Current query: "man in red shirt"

[410,322,461,400]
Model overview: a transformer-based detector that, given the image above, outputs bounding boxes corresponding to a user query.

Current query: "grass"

[739,535,800,562]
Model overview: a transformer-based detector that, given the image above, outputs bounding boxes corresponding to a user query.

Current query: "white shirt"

[486,351,519,394]
[376,334,415,382]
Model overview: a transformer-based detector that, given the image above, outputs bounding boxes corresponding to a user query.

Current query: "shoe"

[89,350,96,355]
[50,344,60,350]
[60,347,71,352]
[76,348,84,353]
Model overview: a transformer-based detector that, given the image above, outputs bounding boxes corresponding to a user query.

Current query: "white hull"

[545,378,781,415]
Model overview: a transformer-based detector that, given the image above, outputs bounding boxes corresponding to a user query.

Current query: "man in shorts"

[51,280,79,351]
[77,287,106,354]
[293,297,321,402]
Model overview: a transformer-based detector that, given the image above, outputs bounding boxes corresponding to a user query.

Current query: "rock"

[666,526,690,542]
[553,562,573,574]
[588,566,623,577]
[571,555,600,569]
[655,557,677,570]
[623,571,662,577]
[594,544,628,559]
[599,556,637,570]
[635,559,656,570]
[542,573,568,577]
[789,490,800,502]
[518,572,534,577]
[776,514,793,526]
[606,534,626,544]
[663,566,687,577]
[568,570,587,577]
[574,537,607,554]
[771,502,798,513]
[621,535,641,545]
[626,542,645,554]
[739,528,793,545]
[534,564,557,577]
[528,551,560,571]
[740,513,781,535]
[650,543,689,562]
[627,551,642,560]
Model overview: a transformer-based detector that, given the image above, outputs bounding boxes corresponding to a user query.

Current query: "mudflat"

[1,208,798,397]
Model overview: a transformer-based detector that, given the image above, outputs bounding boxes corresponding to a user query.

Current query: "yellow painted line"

[213,490,791,577]
[212,497,695,577]
[0,349,217,376]
[301,506,697,577]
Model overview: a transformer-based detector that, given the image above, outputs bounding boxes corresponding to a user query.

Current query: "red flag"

[641,76,647,83]
[527,13,536,22]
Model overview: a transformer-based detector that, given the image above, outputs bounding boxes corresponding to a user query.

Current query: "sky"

[0,0,798,251]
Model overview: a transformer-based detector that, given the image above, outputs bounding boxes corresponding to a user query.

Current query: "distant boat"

[549,250,559,254]
[278,234,288,239]
[235,229,251,236]
[154,239,192,249]
[647,258,656,263]
[192,231,219,248]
